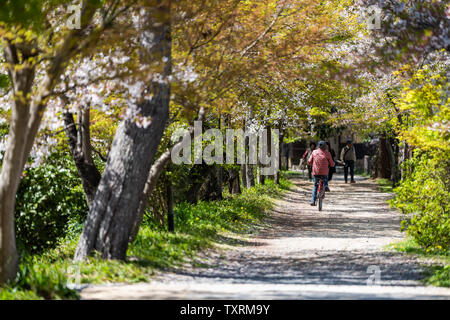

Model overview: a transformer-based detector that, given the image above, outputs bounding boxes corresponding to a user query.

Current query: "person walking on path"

[340,139,356,183]
[308,141,334,205]
[302,142,316,182]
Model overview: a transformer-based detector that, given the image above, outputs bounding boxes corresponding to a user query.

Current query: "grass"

[388,237,450,287]
[375,178,394,193]
[0,177,292,300]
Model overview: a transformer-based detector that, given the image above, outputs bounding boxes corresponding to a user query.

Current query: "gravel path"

[81,175,450,299]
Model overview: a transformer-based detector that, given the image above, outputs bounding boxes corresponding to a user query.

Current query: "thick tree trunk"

[387,138,400,187]
[378,134,391,179]
[0,103,30,284]
[63,109,101,206]
[74,2,171,260]
[0,45,36,284]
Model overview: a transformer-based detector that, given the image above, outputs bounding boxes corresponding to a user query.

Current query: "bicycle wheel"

[318,193,323,211]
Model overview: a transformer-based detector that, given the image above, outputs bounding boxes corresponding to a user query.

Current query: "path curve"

[81,176,450,299]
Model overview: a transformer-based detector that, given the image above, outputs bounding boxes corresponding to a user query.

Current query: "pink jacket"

[308,149,335,175]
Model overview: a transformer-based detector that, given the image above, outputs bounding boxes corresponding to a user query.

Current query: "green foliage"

[425,265,450,287]
[0,0,44,29]
[0,73,9,90]
[11,255,79,300]
[395,64,449,153]
[15,155,88,254]
[390,151,450,251]
[376,178,394,193]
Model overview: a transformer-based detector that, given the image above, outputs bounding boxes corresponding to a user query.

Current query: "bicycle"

[314,175,326,211]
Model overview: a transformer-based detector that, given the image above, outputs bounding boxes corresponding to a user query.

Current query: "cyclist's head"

[346,138,352,145]
[318,141,326,150]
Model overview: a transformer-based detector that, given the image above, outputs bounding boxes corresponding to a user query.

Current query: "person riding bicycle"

[308,141,334,206]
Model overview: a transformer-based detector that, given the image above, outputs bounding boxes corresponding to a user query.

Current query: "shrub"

[391,151,450,251]
[15,155,88,254]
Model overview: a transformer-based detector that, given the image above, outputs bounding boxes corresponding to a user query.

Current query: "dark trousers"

[344,160,355,182]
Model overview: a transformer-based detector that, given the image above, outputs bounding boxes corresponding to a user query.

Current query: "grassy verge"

[0,178,292,300]
[388,238,450,287]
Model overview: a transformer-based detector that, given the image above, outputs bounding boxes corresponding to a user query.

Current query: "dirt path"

[81,175,450,299]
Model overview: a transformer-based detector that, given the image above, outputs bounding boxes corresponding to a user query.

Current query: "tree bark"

[240,164,247,189]
[246,163,255,187]
[0,98,30,284]
[378,134,391,179]
[74,2,172,260]
[228,168,241,195]
[275,128,284,184]
[63,109,101,206]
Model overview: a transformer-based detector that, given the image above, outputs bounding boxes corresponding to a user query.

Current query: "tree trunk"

[241,164,247,189]
[275,128,284,184]
[0,102,30,284]
[74,2,171,261]
[0,45,36,284]
[258,164,266,185]
[246,164,255,187]
[63,109,101,206]
[378,134,391,179]
[385,137,396,186]
[244,107,255,188]
[265,128,274,181]
[228,168,241,195]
